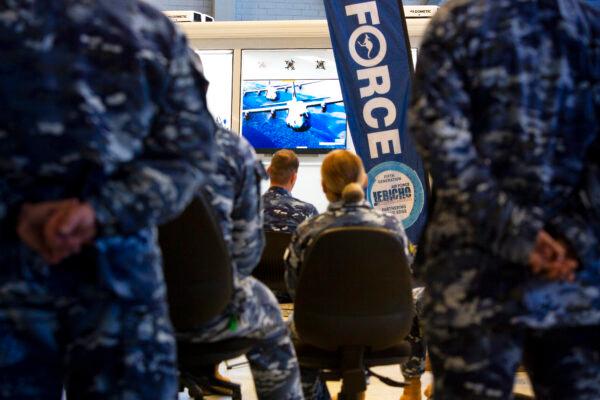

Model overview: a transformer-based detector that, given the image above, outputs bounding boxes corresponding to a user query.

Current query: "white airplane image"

[265,84,278,101]
[242,80,322,102]
[242,82,343,132]
[285,85,310,130]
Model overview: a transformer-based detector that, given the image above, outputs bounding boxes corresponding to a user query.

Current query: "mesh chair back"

[253,231,292,291]
[294,227,414,351]
[159,194,233,331]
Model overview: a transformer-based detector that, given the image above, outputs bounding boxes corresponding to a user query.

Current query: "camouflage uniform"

[178,128,304,400]
[284,201,424,399]
[409,0,600,398]
[262,186,319,233]
[0,1,217,399]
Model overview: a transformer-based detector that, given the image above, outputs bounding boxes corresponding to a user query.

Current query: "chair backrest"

[253,231,292,291]
[294,227,414,351]
[159,194,233,331]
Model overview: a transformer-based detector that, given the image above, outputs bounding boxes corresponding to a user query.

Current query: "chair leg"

[187,384,205,400]
[180,372,205,400]
[183,365,243,400]
[206,374,243,400]
[338,346,367,399]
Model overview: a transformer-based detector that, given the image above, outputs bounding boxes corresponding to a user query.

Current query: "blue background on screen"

[241,80,347,152]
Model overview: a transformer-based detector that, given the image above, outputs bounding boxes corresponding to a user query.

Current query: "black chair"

[159,194,257,400]
[252,231,293,302]
[293,227,415,400]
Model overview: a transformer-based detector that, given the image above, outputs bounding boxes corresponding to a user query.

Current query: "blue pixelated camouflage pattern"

[262,186,319,233]
[0,0,216,398]
[412,1,600,397]
[427,324,600,399]
[182,127,304,400]
[401,287,426,380]
[201,128,267,280]
[410,0,600,330]
[284,200,410,299]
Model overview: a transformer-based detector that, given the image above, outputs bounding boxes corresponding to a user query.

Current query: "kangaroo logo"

[357,34,374,59]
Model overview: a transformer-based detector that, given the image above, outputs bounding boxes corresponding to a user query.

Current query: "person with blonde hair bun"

[285,150,426,400]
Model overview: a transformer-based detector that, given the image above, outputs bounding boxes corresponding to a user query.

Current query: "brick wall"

[142,0,213,15]
[234,0,326,21]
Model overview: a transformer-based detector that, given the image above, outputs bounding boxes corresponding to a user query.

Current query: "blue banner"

[323,0,428,245]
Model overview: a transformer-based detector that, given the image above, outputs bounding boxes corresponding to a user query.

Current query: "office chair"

[293,227,415,400]
[252,231,293,302]
[159,194,257,400]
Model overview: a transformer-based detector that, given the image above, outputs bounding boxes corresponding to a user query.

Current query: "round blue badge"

[367,161,425,229]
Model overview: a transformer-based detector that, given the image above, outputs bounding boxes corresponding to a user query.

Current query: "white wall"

[259,154,327,213]
[259,133,356,214]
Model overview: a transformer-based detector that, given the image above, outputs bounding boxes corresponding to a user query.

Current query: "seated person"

[262,149,318,233]
[284,149,426,400]
[178,123,304,399]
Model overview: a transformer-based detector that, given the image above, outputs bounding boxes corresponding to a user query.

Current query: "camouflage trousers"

[427,324,600,400]
[0,247,178,400]
[182,276,304,400]
[298,288,426,400]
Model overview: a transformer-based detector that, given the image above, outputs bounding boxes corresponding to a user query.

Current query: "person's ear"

[291,171,298,187]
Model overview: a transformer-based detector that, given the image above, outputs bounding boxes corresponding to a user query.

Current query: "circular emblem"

[349,25,387,68]
[367,161,425,229]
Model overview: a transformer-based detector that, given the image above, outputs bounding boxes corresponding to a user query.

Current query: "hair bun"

[341,182,365,202]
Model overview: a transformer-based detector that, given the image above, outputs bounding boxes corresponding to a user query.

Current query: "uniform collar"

[268,186,291,197]
[327,200,372,212]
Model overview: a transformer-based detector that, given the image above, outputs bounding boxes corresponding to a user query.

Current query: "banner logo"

[356,34,375,59]
[368,161,425,228]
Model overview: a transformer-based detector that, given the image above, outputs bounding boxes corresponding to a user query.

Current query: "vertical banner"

[323,0,428,245]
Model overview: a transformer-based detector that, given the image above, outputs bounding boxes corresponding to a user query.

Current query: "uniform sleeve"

[408,18,543,266]
[231,145,265,277]
[307,204,319,218]
[87,33,217,236]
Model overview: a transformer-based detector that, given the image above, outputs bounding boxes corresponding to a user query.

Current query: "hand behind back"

[529,230,579,282]
[17,199,96,264]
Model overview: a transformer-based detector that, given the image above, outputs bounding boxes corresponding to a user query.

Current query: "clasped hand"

[17,199,97,265]
[529,230,579,282]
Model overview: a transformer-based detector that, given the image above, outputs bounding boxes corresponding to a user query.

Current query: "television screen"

[241,49,347,154]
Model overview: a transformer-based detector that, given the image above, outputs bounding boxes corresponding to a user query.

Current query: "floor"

[178,304,535,399]
[178,357,535,399]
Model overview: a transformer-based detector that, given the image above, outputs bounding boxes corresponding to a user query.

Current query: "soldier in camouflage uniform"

[178,126,304,400]
[409,0,600,398]
[284,150,425,400]
[262,149,319,233]
[0,1,217,398]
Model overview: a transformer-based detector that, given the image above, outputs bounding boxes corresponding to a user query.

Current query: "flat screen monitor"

[241,49,347,154]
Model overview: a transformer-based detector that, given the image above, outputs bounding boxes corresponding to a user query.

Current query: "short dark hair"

[268,149,299,185]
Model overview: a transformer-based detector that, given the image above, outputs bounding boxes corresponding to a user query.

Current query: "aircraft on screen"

[242,80,322,101]
[242,82,343,131]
